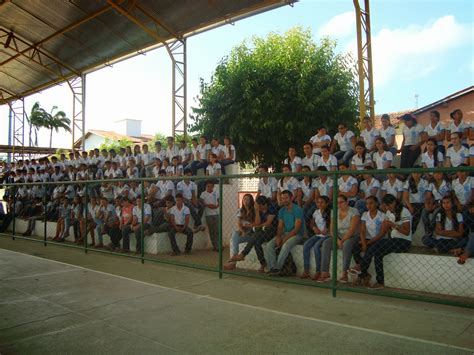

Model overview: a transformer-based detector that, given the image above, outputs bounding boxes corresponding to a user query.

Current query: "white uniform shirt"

[277,177,300,194]
[196,143,211,161]
[302,154,320,171]
[310,134,331,154]
[452,177,473,205]
[421,151,444,168]
[317,155,338,170]
[385,208,412,241]
[360,127,380,150]
[372,151,393,169]
[402,124,423,146]
[222,145,236,160]
[166,145,180,160]
[424,122,445,145]
[177,181,197,200]
[360,178,380,200]
[312,178,333,198]
[283,156,302,172]
[258,177,278,199]
[429,180,451,201]
[334,131,355,152]
[338,176,358,202]
[403,178,430,204]
[312,209,329,236]
[299,180,314,201]
[446,146,469,167]
[200,189,219,216]
[380,126,396,147]
[351,154,372,170]
[169,205,190,225]
[434,213,463,240]
[448,121,469,144]
[132,203,152,221]
[361,210,385,239]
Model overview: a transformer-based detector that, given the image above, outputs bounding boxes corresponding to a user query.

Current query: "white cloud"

[318,11,355,38]
[345,15,472,87]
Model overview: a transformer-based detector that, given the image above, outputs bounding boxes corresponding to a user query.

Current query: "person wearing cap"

[399,113,423,168]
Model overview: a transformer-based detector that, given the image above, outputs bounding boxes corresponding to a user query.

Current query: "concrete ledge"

[233,244,474,298]
[8,218,212,254]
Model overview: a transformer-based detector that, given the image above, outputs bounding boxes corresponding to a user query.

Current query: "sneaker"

[369,282,385,290]
[269,268,280,276]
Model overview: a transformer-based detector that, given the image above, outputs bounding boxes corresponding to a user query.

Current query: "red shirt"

[121,205,134,224]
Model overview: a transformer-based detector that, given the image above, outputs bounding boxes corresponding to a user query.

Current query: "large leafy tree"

[29,102,72,148]
[190,27,358,167]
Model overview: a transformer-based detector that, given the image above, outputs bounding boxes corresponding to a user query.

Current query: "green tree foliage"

[153,132,195,149]
[190,27,358,167]
[98,138,133,152]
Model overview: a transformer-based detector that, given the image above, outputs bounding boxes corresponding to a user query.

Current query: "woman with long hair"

[351,141,372,171]
[228,194,257,262]
[379,114,397,156]
[301,196,331,281]
[372,137,393,171]
[421,138,444,169]
[354,194,412,289]
[421,110,446,155]
[402,167,430,233]
[277,164,301,206]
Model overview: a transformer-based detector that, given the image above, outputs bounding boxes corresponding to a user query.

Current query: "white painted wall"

[83,134,105,151]
[115,119,142,137]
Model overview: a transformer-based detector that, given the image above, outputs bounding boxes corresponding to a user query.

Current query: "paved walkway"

[1,238,473,354]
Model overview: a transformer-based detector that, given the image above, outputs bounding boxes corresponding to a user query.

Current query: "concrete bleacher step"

[234,244,474,298]
[8,218,213,254]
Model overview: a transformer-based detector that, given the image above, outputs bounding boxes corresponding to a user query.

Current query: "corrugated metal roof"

[0,0,291,105]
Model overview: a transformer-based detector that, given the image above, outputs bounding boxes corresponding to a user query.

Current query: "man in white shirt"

[359,117,380,152]
[127,196,152,253]
[302,142,319,171]
[200,180,219,251]
[177,169,205,232]
[309,127,331,155]
[166,136,180,161]
[331,123,356,165]
[167,193,194,255]
[178,140,191,167]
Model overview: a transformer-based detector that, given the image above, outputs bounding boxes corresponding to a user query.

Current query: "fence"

[1,166,473,309]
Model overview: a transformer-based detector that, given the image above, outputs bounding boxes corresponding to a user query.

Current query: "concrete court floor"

[0,238,473,355]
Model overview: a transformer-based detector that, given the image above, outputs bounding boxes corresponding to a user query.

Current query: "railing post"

[140,180,145,264]
[43,184,47,246]
[84,182,88,254]
[12,184,16,240]
[218,177,223,279]
[331,173,338,298]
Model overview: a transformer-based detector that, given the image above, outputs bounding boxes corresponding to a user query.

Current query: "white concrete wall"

[84,135,105,151]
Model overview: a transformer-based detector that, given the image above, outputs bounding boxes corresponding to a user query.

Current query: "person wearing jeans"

[167,194,194,255]
[229,196,277,272]
[265,190,304,275]
[200,180,219,251]
[355,194,412,289]
[320,195,360,283]
[330,123,356,166]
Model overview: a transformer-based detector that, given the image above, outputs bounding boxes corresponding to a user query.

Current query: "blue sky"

[1,0,472,149]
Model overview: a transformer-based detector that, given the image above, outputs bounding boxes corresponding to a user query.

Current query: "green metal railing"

[1,165,473,309]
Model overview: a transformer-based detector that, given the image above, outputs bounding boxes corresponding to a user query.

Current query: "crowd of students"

[1,109,473,288]
[225,109,473,288]
[0,135,235,255]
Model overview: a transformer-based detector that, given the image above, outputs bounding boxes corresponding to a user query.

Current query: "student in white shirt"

[399,114,423,168]
[219,136,236,175]
[352,196,387,271]
[351,141,372,171]
[283,146,302,173]
[167,193,194,255]
[302,142,319,171]
[166,136,180,161]
[317,145,338,171]
[447,109,469,147]
[379,114,397,156]
[445,132,469,168]
[421,110,446,155]
[402,168,431,233]
[256,164,278,205]
[355,194,411,289]
[312,166,333,201]
[309,127,331,155]
[297,166,316,230]
[423,196,466,253]
[372,137,393,171]
[359,117,380,152]
[355,167,380,214]
[277,164,300,206]
[451,168,473,210]
[129,196,152,253]
[331,123,356,166]
[177,169,205,231]
[178,140,192,167]
[337,163,359,205]
[428,171,451,203]
[421,138,444,169]
[200,180,219,251]
[190,136,211,175]
[185,138,199,172]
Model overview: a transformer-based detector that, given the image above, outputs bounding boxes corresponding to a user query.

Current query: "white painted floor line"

[2,248,473,353]
[2,268,81,281]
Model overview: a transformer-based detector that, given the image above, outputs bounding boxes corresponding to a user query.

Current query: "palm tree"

[28,102,71,148]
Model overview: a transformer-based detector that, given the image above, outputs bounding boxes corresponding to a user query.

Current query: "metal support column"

[353,0,375,124]
[68,74,86,151]
[167,39,187,139]
[8,98,26,161]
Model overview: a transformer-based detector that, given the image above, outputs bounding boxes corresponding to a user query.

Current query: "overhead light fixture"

[4,31,13,49]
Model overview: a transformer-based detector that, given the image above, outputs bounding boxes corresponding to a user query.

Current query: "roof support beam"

[67,75,86,152]
[0,4,112,69]
[353,0,375,124]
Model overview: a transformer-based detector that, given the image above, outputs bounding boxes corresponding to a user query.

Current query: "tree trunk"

[50,128,53,148]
